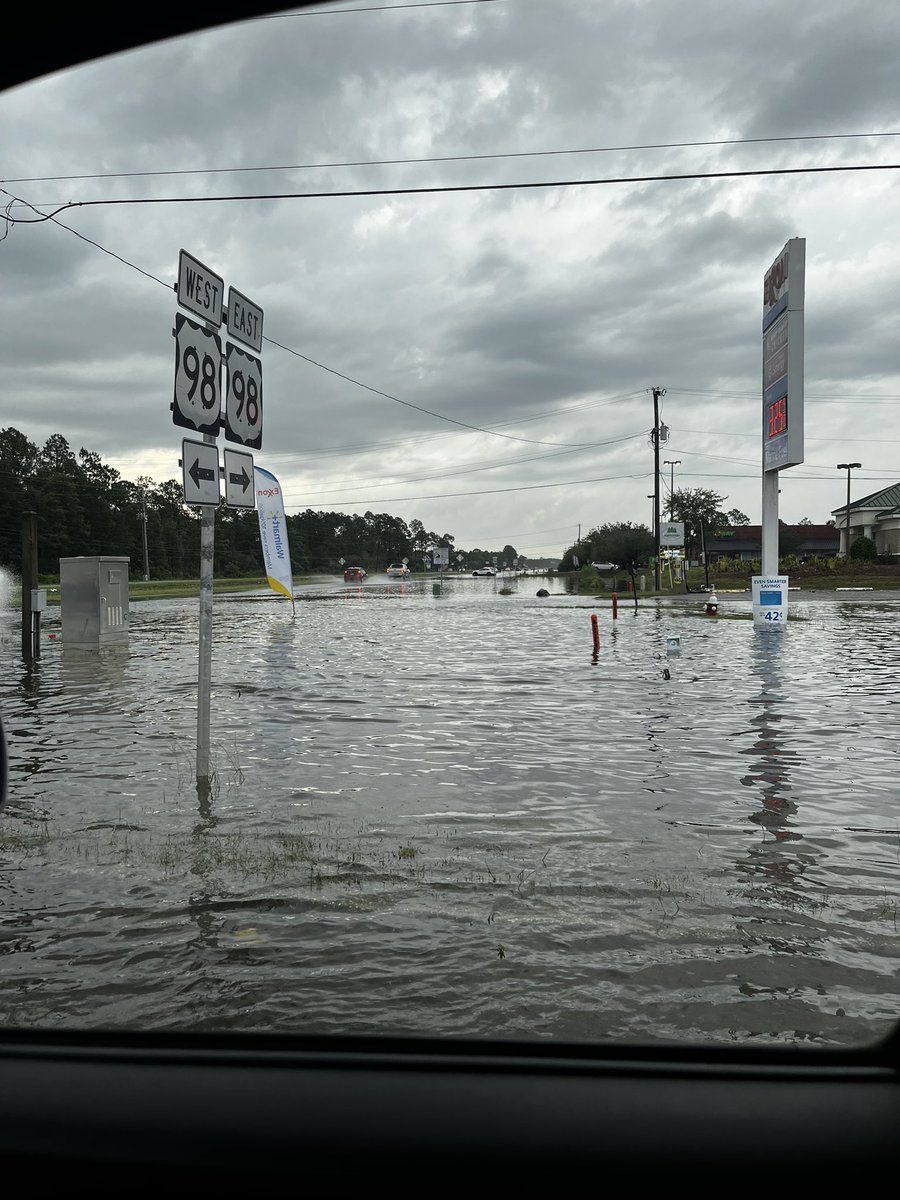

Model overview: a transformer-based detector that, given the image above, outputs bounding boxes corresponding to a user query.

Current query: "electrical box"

[59,556,130,647]
[31,588,47,612]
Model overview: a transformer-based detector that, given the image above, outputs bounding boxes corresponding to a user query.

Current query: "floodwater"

[1,575,898,1046]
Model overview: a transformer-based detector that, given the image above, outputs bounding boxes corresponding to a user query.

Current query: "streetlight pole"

[837,463,862,556]
[664,459,681,519]
[652,387,666,590]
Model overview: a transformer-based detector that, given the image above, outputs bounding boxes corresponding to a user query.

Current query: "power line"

[6,129,899,187]
[287,469,653,507]
[669,387,900,404]
[263,331,602,447]
[673,425,900,445]
[251,388,646,464]
[2,188,612,451]
[8,161,900,220]
[275,429,646,496]
[667,445,897,475]
[258,0,503,15]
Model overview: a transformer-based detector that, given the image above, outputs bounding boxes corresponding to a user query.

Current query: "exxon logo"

[764,251,789,308]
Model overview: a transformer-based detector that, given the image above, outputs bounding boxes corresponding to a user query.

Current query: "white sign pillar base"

[752,574,788,626]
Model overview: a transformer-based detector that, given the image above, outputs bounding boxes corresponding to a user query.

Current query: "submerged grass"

[5,576,319,607]
[0,812,543,896]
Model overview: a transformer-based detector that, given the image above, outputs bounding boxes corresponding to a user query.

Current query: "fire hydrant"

[705,592,719,616]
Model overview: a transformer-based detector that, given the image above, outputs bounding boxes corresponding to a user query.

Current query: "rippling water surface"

[1,577,898,1045]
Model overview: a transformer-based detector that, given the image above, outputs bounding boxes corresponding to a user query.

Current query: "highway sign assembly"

[181,438,220,507]
[224,341,263,448]
[172,248,267,788]
[173,314,222,436]
[224,447,255,509]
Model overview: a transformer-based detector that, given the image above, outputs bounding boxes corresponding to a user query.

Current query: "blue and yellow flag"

[254,466,294,608]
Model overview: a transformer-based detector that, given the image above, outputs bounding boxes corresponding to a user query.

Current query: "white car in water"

[386,562,411,579]
[472,566,497,577]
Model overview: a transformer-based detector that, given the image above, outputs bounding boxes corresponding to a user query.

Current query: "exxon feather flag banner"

[255,466,294,607]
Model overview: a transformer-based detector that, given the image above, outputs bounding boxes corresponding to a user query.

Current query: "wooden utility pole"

[652,388,662,591]
[140,489,150,581]
[21,511,38,663]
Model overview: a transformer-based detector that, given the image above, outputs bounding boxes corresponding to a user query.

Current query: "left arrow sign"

[190,459,216,487]
[182,438,220,507]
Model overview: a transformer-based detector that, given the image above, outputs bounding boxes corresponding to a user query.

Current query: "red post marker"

[591,613,600,653]
[612,591,618,620]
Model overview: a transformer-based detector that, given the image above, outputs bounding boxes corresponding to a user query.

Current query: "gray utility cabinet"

[59,556,130,647]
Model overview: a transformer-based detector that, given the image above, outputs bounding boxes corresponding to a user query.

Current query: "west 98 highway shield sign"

[173,313,221,436]
[224,342,263,449]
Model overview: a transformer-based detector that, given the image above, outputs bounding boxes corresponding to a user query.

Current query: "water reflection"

[741,632,801,839]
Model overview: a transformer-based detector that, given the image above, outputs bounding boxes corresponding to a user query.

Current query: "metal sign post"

[196,433,216,782]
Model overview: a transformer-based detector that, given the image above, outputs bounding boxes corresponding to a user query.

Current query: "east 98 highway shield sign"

[173,313,222,436]
[225,342,263,448]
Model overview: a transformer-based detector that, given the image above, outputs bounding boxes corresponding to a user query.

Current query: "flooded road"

[1,576,898,1045]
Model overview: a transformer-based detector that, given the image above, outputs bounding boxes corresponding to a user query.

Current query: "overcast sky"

[2,0,900,558]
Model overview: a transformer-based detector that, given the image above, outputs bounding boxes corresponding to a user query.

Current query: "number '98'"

[230,370,259,425]
[181,346,218,409]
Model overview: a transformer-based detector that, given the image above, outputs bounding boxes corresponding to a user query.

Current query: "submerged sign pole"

[196,433,216,782]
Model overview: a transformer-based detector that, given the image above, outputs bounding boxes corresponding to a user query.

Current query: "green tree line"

[0,428,518,577]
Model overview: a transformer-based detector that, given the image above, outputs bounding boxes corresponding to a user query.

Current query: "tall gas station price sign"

[762,239,805,473]
[757,237,805,625]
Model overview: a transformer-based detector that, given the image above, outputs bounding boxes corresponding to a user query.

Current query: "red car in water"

[343,566,367,582]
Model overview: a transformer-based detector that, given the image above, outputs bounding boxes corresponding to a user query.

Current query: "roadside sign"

[432,547,449,567]
[339,557,345,566]
[402,557,409,565]
[177,250,224,326]
[660,521,685,546]
[456,553,463,561]
[173,314,222,436]
[223,448,255,509]
[182,438,220,507]
[224,342,263,448]
[752,574,788,626]
[226,286,264,353]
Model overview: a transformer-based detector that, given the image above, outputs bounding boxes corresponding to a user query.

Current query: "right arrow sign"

[223,447,256,510]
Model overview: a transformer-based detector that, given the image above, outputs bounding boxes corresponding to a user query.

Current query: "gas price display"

[766,395,787,439]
